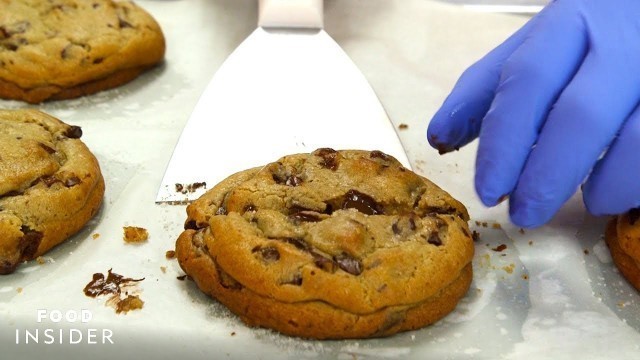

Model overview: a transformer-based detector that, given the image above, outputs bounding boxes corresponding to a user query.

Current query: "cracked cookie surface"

[0,109,104,274]
[176,149,474,339]
[0,0,165,103]
[606,210,640,291]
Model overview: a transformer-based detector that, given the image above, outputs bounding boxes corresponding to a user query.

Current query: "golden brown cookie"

[176,149,474,339]
[0,109,105,274]
[0,0,165,103]
[606,210,640,291]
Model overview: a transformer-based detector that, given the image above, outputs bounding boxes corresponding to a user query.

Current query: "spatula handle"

[258,0,323,29]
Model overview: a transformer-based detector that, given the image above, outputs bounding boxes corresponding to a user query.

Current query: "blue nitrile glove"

[427,0,640,228]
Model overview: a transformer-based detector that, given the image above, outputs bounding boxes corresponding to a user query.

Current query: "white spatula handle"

[258,0,323,29]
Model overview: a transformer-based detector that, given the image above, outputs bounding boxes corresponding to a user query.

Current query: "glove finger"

[475,1,587,207]
[427,14,537,153]
[510,45,640,227]
[583,105,640,215]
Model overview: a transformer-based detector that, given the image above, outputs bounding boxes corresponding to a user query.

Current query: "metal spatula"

[156,0,409,203]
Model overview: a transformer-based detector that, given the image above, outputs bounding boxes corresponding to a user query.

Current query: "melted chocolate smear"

[342,190,383,215]
[64,125,83,139]
[334,253,363,275]
[283,273,303,286]
[83,269,144,298]
[314,148,339,170]
[39,175,60,187]
[629,208,640,225]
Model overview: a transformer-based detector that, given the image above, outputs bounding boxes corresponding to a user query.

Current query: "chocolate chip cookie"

[0,109,105,274]
[176,149,474,339]
[0,0,165,103]
[606,209,640,291]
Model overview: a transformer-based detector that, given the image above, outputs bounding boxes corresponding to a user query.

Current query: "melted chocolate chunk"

[370,150,391,161]
[118,17,133,29]
[64,125,83,139]
[83,269,144,298]
[334,253,363,275]
[19,226,43,259]
[342,190,383,215]
[283,273,303,286]
[289,211,321,223]
[253,246,280,262]
[392,222,401,235]
[64,176,81,187]
[285,175,303,187]
[39,143,56,154]
[314,148,339,170]
[39,175,60,187]
[313,255,337,273]
[427,232,442,246]
[283,238,310,252]
[184,220,199,230]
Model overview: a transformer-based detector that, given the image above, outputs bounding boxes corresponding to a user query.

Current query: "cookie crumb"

[528,240,533,246]
[160,266,167,274]
[502,263,515,274]
[123,226,148,243]
[16,287,23,293]
[583,249,589,255]
[492,222,502,229]
[92,233,100,240]
[36,256,46,265]
[165,250,176,259]
[522,274,529,280]
[398,123,409,130]
[175,182,206,194]
[115,295,144,314]
[231,332,236,336]
[471,231,480,242]
[519,228,525,234]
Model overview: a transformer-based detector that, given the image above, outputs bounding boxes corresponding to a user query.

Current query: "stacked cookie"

[0,109,104,274]
[0,0,165,103]
[176,149,474,339]
[606,210,640,290]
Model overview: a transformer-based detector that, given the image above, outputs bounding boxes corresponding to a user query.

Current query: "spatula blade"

[156,27,409,203]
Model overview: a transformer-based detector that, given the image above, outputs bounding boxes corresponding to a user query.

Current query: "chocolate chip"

[334,253,362,275]
[427,232,442,246]
[285,175,303,187]
[283,238,310,252]
[492,244,507,252]
[342,189,383,215]
[314,148,339,170]
[19,226,43,260]
[282,273,302,286]
[472,231,480,242]
[40,175,60,187]
[184,220,198,230]
[253,246,280,262]
[289,211,321,223]
[39,143,56,154]
[118,17,133,28]
[370,150,390,161]
[64,176,81,187]
[313,255,337,273]
[392,222,401,235]
[64,125,83,139]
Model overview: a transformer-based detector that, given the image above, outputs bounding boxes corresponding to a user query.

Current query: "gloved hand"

[427,0,640,228]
